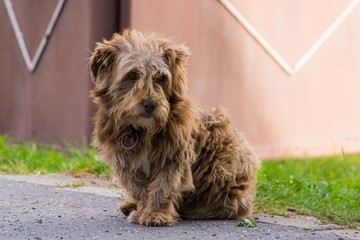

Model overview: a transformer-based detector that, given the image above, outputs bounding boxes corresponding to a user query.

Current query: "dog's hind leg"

[211,183,255,219]
[180,146,259,220]
[180,178,255,220]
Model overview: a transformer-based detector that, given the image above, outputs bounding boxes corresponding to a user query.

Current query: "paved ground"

[1,174,359,240]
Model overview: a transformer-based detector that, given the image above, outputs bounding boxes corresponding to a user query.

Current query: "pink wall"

[129,0,360,159]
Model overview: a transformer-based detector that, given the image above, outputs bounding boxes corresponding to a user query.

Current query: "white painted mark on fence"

[218,0,360,75]
[4,0,66,72]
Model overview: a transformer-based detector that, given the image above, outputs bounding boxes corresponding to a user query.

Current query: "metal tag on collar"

[121,129,139,150]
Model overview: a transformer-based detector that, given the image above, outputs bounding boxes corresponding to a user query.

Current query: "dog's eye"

[155,74,167,83]
[126,71,140,81]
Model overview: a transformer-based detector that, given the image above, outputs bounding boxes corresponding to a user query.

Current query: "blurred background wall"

[1,0,360,159]
[0,0,120,146]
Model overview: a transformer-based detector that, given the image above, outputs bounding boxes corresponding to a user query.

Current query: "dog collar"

[121,127,139,150]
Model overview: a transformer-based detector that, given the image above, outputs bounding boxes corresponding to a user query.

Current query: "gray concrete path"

[1,174,359,240]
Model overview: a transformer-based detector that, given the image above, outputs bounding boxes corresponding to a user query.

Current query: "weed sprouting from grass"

[236,218,257,228]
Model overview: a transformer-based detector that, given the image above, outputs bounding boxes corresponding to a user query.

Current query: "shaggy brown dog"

[89,30,261,227]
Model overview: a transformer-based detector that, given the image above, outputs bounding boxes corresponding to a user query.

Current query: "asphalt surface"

[0,177,358,240]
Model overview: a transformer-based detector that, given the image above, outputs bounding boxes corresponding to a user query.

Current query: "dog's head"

[90,30,190,135]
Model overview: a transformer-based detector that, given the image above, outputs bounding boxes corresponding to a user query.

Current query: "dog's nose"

[142,99,157,114]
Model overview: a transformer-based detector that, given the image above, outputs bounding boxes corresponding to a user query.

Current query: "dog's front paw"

[128,210,143,224]
[139,212,177,227]
[119,200,137,216]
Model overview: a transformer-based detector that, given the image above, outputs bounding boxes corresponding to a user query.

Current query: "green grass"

[57,181,86,188]
[0,135,110,177]
[0,135,359,228]
[255,155,360,228]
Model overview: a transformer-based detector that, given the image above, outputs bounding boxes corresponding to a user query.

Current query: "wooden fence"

[1,0,360,159]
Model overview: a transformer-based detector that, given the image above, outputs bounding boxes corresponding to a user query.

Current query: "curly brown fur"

[89,29,261,227]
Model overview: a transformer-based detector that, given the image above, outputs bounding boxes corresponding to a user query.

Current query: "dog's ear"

[163,45,190,68]
[163,45,190,98]
[89,37,119,84]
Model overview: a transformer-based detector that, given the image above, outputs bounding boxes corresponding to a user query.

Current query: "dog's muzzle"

[141,99,157,118]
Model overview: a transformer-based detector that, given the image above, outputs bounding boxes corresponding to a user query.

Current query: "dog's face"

[90,30,190,134]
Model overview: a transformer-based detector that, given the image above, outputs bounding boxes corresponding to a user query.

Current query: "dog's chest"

[129,146,154,180]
